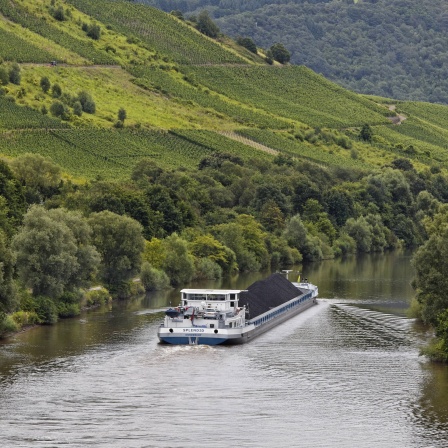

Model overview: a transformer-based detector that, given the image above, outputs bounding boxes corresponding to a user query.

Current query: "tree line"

[1,149,448,341]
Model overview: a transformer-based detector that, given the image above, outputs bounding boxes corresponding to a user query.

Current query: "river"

[1,250,448,447]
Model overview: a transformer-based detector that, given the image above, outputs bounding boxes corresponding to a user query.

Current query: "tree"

[343,217,372,253]
[9,63,21,85]
[77,91,96,114]
[51,5,66,21]
[140,261,169,291]
[40,76,51,93]
[50,100,70,120]
[412,207,448,361]
[51,83,62,98]
[0,230,17,313]
[73,100,83,116]
[160,233,195,286]
[196,11,220,38]
[360,123,373,142]
[88,211,145,288]
[189,234,237,273]
[12,206,85,298]
[118,107,127,122]
[283,214,307,250]
[236,36,257,54]
[48,208,101,289]
[10,153,62,194]
[0,66,8,86]
[170,10,184,20]
[270,43,290,64]
[86,24,101,40]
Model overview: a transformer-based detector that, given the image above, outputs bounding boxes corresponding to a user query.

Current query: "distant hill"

[140,0,448,104]
[1,0,448,180]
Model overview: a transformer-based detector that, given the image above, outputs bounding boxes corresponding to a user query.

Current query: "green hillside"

[0,0,448,180]
[142,0,448,104]
[4,0,448,353]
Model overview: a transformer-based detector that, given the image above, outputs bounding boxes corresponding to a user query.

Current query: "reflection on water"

[1,251,448,447]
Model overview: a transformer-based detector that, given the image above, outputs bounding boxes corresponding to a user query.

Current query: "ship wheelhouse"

[180,289,241,313]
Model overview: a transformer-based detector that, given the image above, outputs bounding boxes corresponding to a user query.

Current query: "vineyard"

[0,28,57,63]
[0,128,268,179]
[66,0,248,65]
[236,129,375,169]
[398,101,448,130]
[375,119,448,165]
[0,98,70,130]
[131,66,292,129]
[0,0,117,64]
[0,0,448,181]
[185,66,392,128]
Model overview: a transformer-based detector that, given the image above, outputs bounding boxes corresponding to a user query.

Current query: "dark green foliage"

[140,261,170,290]
[196,10,220,38]
[52,83,62,98]
[51,5,66,21]
[40,76,51,93]
[73,100,83,116]
[77,91,96,114]
[390,158,414,171]
[118,107,127,121]
[88,210,145,288]
[0,67,9,85]
[34,296,58,324]
[86,24,101,40]
[236,36,257,54]
[360,123,373,142]
[8,63,20,85]
[50,100,70,120]
[270,43,290,64]
[12,206,100,298]
[0,230,17,314]
[170,10,184,20]
[153,0,448,103]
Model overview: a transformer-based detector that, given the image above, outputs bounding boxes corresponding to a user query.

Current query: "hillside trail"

[387,105,407,124]
[217,130,278,155]
[20,62,122,69]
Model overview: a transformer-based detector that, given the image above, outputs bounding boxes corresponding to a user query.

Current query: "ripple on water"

[0,300,448,447]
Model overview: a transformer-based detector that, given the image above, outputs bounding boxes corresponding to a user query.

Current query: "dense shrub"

[0,313,19,337]
[34,296,58,324]
[83,287,111,307]
[193,257,222,280]
[140,262,170,291]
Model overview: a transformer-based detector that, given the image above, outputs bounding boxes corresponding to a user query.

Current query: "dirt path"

[387,105,407,125]
[218,130,278,155]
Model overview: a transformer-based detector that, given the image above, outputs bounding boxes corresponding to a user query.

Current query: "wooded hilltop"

[142,0,448,104]
[1,0,448,361]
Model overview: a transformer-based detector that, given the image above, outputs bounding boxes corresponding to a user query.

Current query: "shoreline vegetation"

[0,1,447,360]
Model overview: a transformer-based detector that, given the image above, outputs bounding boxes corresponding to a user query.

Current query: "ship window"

[229,322,232,328]
[230,301,234,307]
[210,324,214,328]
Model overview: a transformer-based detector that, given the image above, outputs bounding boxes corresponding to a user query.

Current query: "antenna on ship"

[281,269,293,280]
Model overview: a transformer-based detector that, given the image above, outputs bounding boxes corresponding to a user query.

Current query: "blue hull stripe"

[160,336,227,345]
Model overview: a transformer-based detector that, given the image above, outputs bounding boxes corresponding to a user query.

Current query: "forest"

[0,0,448,361]
[139,0,448,104]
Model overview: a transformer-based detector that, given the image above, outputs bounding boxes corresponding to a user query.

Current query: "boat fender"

[169,328,173,333]
[214,329,218,334]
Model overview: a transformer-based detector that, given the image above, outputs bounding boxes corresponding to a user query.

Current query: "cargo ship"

[157,273,318,345]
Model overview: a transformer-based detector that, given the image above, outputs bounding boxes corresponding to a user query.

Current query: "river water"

[1,251,448,447]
